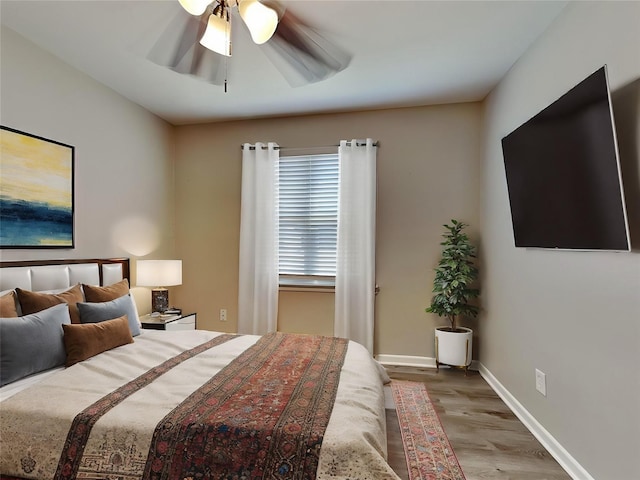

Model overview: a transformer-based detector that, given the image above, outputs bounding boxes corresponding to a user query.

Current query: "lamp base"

[151,288,169,313]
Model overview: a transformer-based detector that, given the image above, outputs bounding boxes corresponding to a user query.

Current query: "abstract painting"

[0,126,74,248]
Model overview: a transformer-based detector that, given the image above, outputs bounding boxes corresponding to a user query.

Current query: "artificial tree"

[426,219,480,331]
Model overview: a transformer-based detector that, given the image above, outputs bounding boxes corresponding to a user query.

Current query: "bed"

[0,258,400,480]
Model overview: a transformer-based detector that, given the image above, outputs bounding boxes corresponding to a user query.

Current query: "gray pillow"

[77,294,141,337]
[0,303,71,387]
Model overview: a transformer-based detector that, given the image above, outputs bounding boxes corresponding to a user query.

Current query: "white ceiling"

[1,0,568,125]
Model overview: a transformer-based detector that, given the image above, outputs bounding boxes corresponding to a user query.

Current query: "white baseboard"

[376,354,437,368]
[375,354,480,371]
[478,364,595,480]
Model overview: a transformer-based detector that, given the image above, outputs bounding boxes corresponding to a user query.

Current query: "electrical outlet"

[535,369,547,396]
[220,309,227,322]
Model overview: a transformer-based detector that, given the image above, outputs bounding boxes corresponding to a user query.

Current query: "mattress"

[0,329,400,479]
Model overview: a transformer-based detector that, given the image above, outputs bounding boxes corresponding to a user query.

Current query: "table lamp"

[136,260,182,313]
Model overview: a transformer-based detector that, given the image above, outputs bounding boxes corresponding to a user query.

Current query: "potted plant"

[426,219,480,372]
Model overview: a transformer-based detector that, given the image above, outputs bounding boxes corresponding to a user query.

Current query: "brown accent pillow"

[83,279,130,302]
[16,284,83,324]
[62,315,133,367]
[0,291,18,317]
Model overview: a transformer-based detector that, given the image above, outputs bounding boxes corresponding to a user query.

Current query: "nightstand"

[140,313,197,331]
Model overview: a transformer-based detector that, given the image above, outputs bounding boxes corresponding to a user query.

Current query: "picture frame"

[0,126,75,248]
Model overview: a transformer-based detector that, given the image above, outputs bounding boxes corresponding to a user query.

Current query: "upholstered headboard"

[0,258,130,292]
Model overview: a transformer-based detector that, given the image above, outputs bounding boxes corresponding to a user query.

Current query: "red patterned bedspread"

[144,333,347,479]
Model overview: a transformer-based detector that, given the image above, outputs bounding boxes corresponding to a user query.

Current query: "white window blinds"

[278,153,339,277]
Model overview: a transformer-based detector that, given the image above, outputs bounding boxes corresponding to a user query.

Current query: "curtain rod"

[241,141,379,151]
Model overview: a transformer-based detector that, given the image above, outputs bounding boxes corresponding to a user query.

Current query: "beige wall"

[480,2,640,479]
[278,291,335,336]
[173,105,482,356]
[0,27,176,313]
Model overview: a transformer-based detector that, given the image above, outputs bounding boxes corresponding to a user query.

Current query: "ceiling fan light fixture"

[200,12,231,56]
[238,0,278,45]
[178,0,211,16]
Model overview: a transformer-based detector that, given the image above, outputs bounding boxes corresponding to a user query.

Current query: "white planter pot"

[435,326,473,368]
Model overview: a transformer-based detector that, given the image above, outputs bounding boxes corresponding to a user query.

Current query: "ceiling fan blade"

[146,8,225,85]
[260,9,351,86]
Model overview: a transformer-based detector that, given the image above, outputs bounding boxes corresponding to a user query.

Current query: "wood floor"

[385,366,573,480]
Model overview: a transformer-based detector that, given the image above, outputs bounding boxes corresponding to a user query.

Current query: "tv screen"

[501,66,630,251]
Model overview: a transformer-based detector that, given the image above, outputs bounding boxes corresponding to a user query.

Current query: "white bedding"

[0,329,400,479]
[0,366,63,402]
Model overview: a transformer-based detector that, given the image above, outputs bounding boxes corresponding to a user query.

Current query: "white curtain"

[335,138,377,353]
[238,142,279,335]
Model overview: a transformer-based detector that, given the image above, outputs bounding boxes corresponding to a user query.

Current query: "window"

[278,153,339,288]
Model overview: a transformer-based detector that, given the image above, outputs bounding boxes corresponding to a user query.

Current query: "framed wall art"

[0,126,75,248]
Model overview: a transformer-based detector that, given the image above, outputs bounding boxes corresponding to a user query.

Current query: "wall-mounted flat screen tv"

[501,66,630,251]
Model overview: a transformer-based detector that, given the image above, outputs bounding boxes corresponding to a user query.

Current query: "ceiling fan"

[147,0,351,90]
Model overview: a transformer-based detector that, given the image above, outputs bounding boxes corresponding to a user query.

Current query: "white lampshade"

[200,13,231,56]
[178,0,211,16]
[238,0,278,45]
[136,260,182,287]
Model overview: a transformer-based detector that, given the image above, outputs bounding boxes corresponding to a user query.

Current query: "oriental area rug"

[391,380,466,480]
